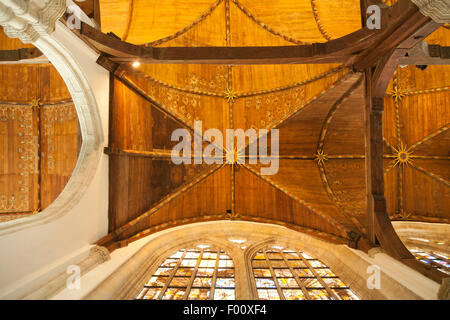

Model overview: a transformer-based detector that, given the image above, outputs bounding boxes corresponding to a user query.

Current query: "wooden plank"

[0,48,42,62]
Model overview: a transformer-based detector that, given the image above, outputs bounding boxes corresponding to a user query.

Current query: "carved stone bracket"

[0,0,66,43]
[410,0,450,23]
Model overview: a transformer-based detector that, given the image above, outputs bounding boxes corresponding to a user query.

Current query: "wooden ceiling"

[0,0,447,255]
[96,0,450,251]
[0,39,81,222]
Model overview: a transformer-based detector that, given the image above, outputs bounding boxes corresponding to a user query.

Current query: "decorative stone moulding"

[411,0,450,23]
[0,0,66,43]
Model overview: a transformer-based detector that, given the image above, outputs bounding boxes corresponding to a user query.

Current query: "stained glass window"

[252,247,359,300]
[136,246,235,300]
[410,249,450,275]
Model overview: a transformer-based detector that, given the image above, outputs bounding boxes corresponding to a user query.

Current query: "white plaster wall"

[0,22,109,299]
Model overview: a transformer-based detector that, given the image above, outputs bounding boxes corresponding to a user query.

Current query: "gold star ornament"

[392,143,413,167]
[314,150,328,166]
[224,87,237,103]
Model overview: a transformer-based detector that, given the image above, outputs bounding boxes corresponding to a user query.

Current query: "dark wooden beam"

[399,43,450,65]
[80,21,383,65]
[111,45,350,64]
[0,47,42,62]
[353,1,441,70]
[363,10,445,282]
[81,1,432,67]
[93,0,101,28]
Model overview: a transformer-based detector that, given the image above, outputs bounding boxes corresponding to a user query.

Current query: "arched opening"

[0,59,81,223]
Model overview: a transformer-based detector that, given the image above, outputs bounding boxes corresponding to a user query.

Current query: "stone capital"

[89,245,111,264]
[0,0,66,43]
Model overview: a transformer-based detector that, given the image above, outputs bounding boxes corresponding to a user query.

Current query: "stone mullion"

[158,250,187,300]
[209,249,220,300]
[183,248,204,299]
[298,251,340,300]
[279,251,311,300]
[263,249,285,300]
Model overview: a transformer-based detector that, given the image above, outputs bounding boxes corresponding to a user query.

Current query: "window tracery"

[251,246,358,300]
[136,245,235,300]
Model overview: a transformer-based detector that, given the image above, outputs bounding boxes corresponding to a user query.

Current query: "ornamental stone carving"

[0,0,66,43]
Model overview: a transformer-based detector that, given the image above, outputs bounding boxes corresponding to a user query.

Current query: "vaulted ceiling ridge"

[97,164,224,246]
[310,0,333,41]
[114,73,196,131]
[236,65,347,98]
[114,71,227,156]
[122,65,224,97]
[316,75,364,152]
[312,75,367,232]
[410,162,450,187]
[408,124,449,152]
[386,85,450,96]
[121,0,135,42]
[0,98,73,106]
[230,0,313,45]
[241,164,350,237]
[145,0,224,47]
[244,69,353,152]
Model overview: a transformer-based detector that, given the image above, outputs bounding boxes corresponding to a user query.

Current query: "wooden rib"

[83,2,423,65]
[316,75,364,151]
[121,63,345,99]
[0,99,73,106]
[113,73,195,131]
[392,71,404,215]
[313,75,366,232]
[114,70,226,154]
[242,164,349,236]
[121,64,223,97]
[97,164,224,246]
[317,162,366,233]
[0,47,42,62]
[391,215,450,224]
[146,0,224,46]
[121,0,135,41]
[409,125,449,152]
[310,0,332,41]
[392,71,402,146]
[385,86,450,97]
[353,3,436,70]
[409,163,450,187]
[230,0,311,45]
[104,147,224,162]
[237,65,347,98]
[243,70,351,152]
